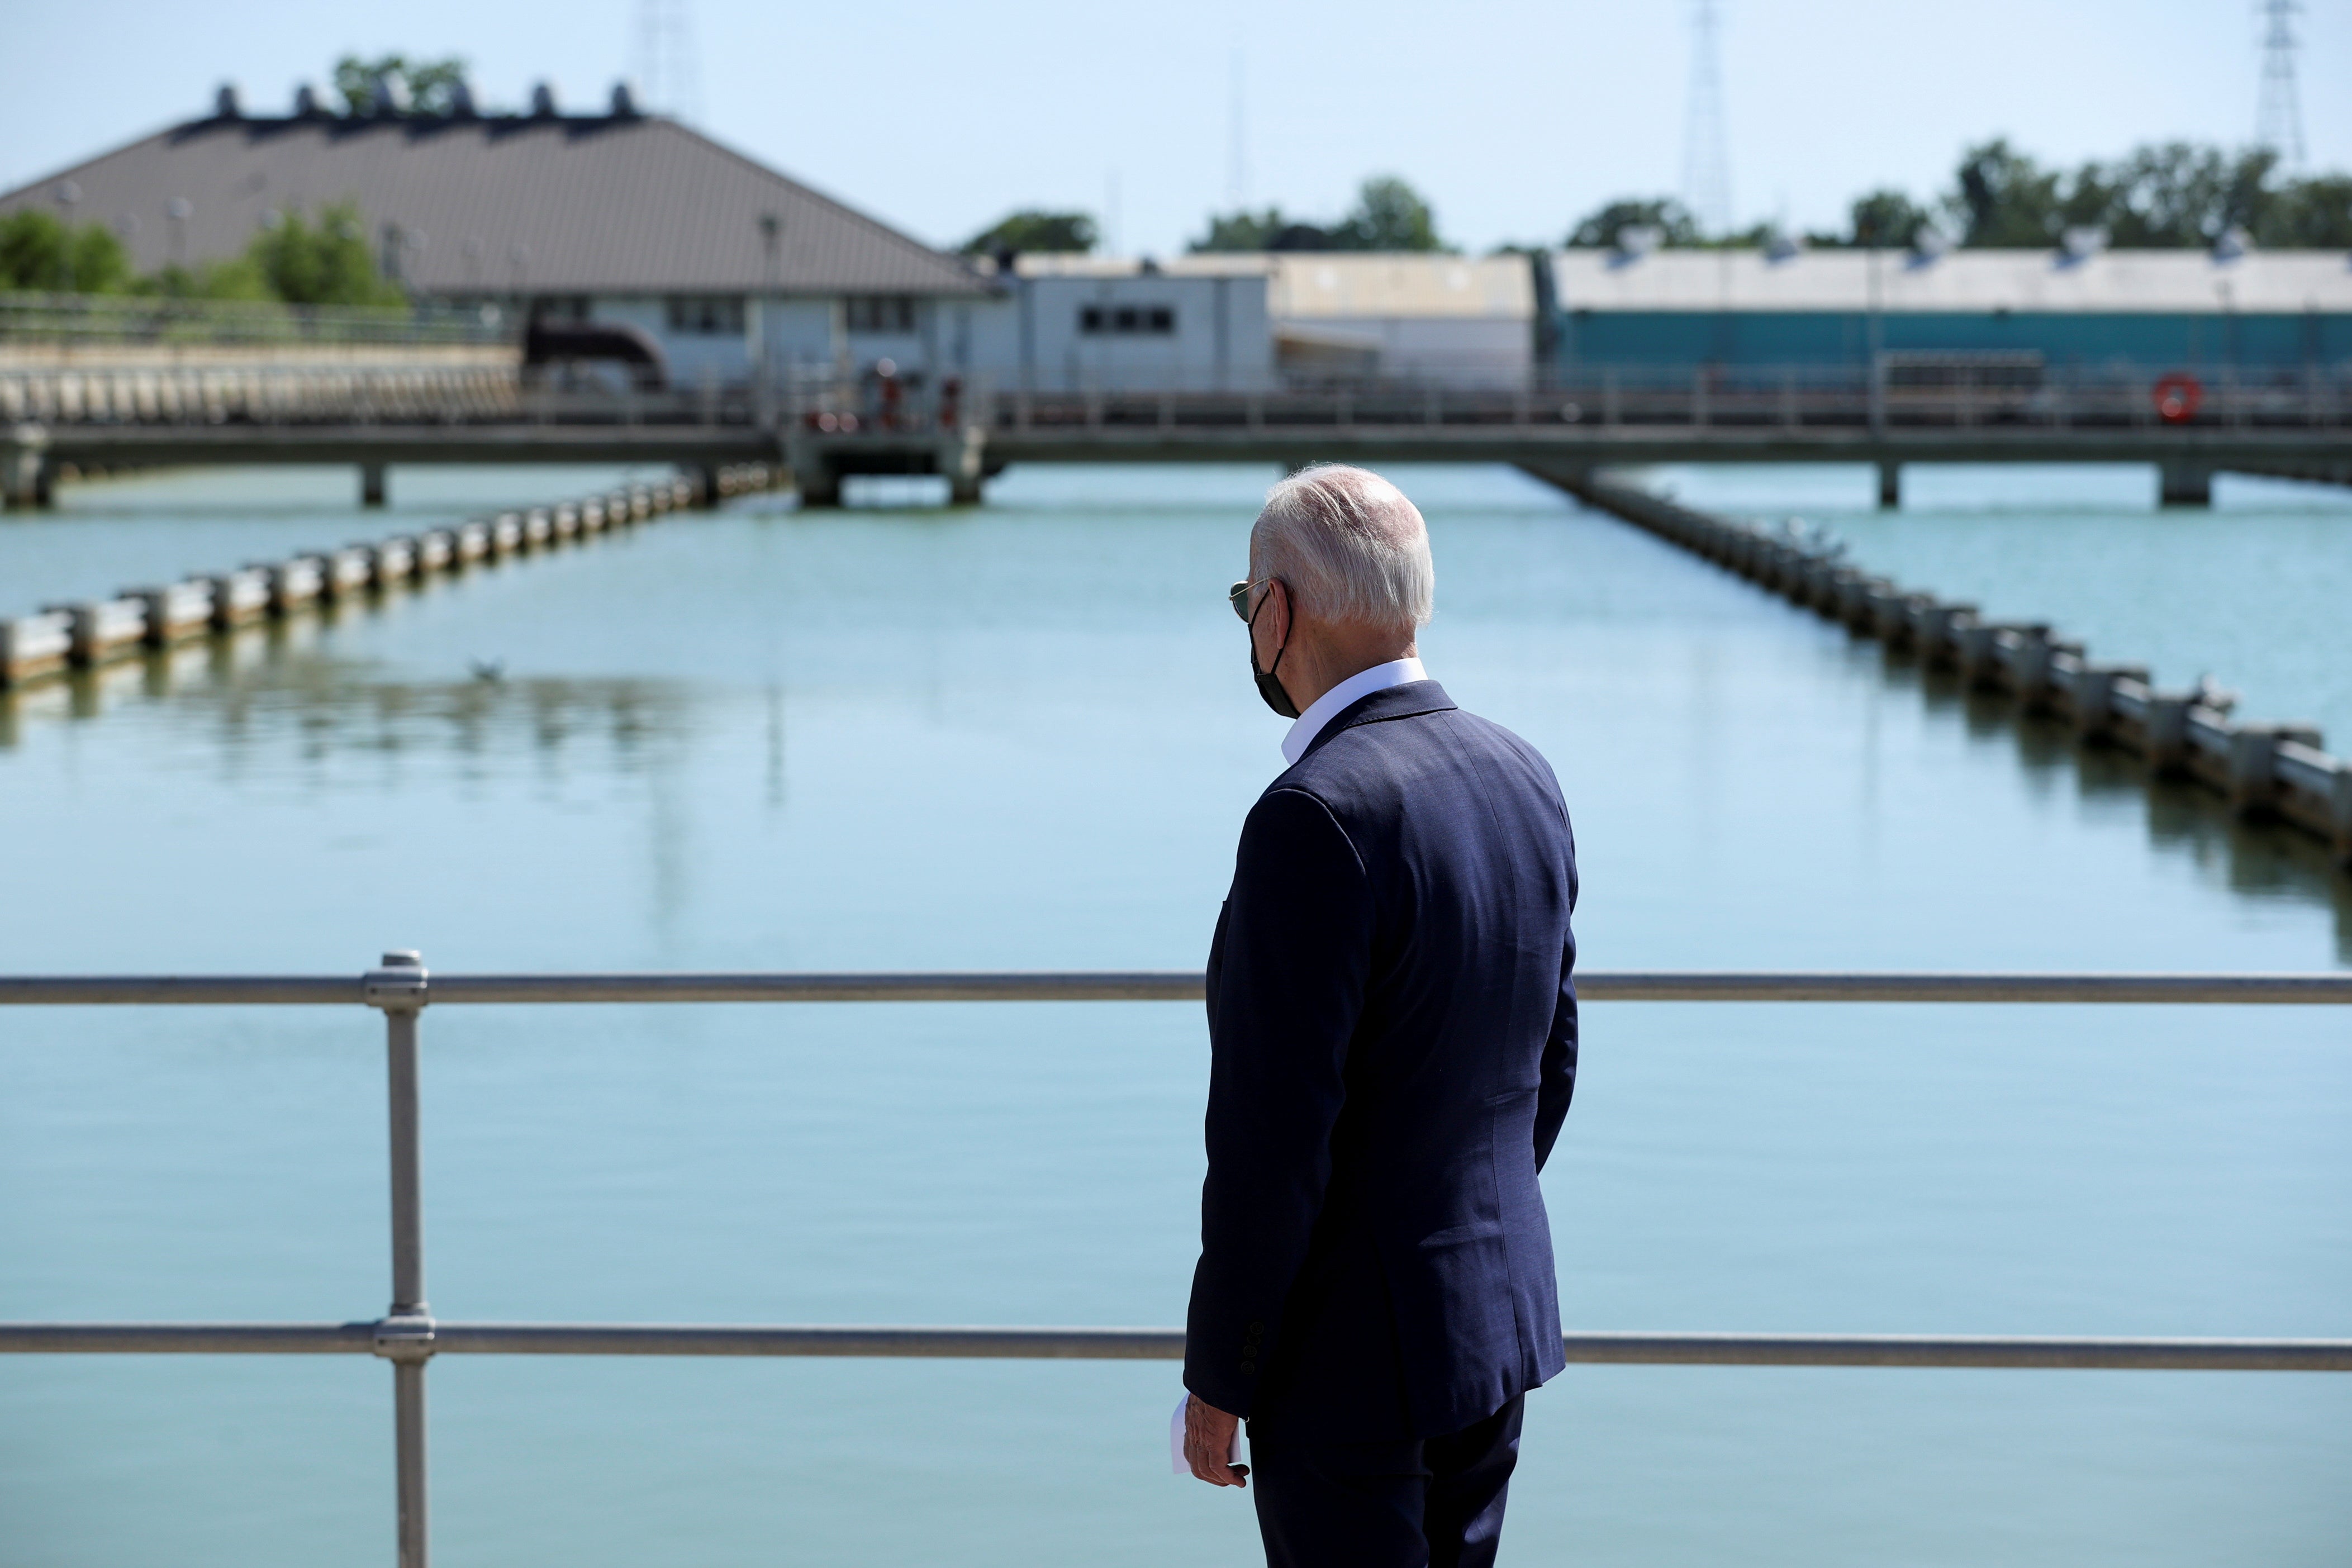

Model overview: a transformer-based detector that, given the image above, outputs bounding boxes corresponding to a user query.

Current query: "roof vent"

[371,69,411,117]
[292,83,321,116]
[2060,225,2108,262]
[449,78,478,117]
[1613,224,1663,259]
[611,81,639,117]
[531,81,558,116]
[215,83,241,119]
[1911,225,1955,261]
[1762,229,1802,263]
[2212,224,2251,262]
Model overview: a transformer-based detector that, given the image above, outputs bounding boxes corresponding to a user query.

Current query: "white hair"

[1249,464,1434,630]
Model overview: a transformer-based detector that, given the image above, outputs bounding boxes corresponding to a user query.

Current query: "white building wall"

[963,268,1274,392]
[1266,255,1534,386]
[1281,315,1531,386]
[759,298,845,384]
[588,295,752,389]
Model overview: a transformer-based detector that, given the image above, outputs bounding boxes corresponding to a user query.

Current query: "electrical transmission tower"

[634,0,704,122]
[2255,0,2305,168]
[1681,0,1733,236]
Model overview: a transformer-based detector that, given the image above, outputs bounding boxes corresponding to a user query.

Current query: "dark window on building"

[847,295,918,333]
[1078,302,1177,336]
[666,296,746,335]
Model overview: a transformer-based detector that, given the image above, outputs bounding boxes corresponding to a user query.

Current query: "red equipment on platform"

[2153,373,2203,424]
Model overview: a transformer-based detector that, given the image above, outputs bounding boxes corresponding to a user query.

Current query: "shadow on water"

[1885,637,2352,960]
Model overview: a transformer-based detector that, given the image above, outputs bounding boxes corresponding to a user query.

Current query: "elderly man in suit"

[1181,464,1580,1567]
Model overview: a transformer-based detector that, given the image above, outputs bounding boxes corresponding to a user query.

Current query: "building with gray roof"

[0,83,996,388]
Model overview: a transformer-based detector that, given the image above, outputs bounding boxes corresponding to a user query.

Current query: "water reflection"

[1883,640,2352,957]
[1,625,695,772]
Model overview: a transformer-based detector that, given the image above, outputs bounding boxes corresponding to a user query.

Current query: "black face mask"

[1246,590,1300,719]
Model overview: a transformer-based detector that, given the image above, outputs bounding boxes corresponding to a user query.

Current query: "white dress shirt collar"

[1280,657,1428,766]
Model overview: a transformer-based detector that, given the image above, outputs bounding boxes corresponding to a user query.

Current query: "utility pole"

[1681,0,1732,236]
[1227,50,1248,214]
[2255,0,2305,168]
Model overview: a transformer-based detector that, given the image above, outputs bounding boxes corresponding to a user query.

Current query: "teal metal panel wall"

[1556,310,2352,372]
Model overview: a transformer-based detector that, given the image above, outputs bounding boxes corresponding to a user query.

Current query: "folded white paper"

[1170,1391,1244,1476]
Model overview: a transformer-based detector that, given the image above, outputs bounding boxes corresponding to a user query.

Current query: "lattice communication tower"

[2255,0,2305,168]
[1681,0,1733,236]
[634,0,705,123]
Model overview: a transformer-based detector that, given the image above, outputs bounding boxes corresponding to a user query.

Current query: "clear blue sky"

[4,0,2346,256]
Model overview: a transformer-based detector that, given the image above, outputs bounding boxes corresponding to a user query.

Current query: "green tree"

[2056,143,2270,246]
[1331,176,1445,251]
[961,209,1096,256]
[2256,173,2352,247]
[0,210,133,293]
[135,256,274,302]
[1949,139,2064,246]
[1832,188,1935,248]
[1566,197,1702,249]
[1192,178,1445,254]
[245,202,405,306]
[1191,207,1289,252]
[1192,210,1338,251]
[334,54,470,115]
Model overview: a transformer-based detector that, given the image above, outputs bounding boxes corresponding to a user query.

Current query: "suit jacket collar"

[1296,680,1456,763]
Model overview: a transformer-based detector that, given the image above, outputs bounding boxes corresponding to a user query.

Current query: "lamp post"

[757,212,780,421]
[53,181,81,292]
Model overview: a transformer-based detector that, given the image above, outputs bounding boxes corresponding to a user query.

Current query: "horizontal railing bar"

[1557,1332,2352,1370]
[0,1324,376,1353]
[1576,972,2352,1004]
[0,976,365,1005]
[427,972,1206,1004]
[434,1325,1188,1359]
[3,1322,2346,1370]
[1,971,2348,1006]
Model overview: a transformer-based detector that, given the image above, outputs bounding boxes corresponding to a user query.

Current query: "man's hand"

[1184,1394,1247,1488]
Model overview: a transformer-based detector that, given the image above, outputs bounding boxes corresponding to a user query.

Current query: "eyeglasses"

[1229,578,1278,621]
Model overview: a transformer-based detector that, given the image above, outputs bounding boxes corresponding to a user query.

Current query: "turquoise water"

[2,462,2348,1566]
[1653,463,2352,744]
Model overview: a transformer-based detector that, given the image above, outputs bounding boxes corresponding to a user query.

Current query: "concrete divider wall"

[1526,468,2352,868]
[0,465,785,692]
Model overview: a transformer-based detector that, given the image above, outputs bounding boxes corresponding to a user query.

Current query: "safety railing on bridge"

[13,358,2349,438]
[0,362,520,425]
[5,955,2349,1566]
[989,361,2352,436]
[0,290,512,348]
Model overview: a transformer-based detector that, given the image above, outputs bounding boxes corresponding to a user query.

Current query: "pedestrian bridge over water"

[7,363,2350,509]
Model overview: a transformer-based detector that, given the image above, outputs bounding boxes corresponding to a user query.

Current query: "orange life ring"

[2153,372,2202,424]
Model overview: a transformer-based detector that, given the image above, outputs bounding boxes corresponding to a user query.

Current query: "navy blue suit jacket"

[1185,680,1578,1442]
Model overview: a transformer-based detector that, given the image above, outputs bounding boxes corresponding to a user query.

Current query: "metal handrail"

[6,968,2351,1007]
[6,955,2348,1568]
[6,1322,2347,1370]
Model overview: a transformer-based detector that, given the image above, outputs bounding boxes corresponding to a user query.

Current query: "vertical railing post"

[366,950,433,1568]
